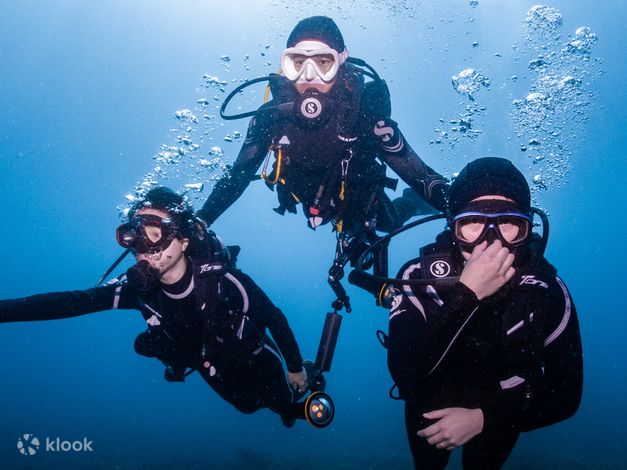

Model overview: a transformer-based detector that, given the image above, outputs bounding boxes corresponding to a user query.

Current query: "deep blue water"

[0,1,625,468]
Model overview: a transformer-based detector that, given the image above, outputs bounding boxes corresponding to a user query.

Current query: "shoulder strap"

[504,257,556,409]
[334,65,365,140]
[192,258,226,364]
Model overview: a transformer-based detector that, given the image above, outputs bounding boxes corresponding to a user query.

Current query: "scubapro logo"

[300,97,321,119]
[373,120,394,142]
[429,260,451,278]
[17,434,40,456]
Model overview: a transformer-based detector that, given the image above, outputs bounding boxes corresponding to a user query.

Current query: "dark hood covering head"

[287,16,346,52]
[128,187,195,238]
[447,157,531,215]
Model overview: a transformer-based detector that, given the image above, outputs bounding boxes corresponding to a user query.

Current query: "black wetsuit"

[198,67,447,234]
[387,233,583,469]
[0,258,303,417]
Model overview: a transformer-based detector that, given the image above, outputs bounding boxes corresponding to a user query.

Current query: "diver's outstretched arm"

[0,284,136,324]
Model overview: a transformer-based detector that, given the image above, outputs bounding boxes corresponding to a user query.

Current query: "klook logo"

[17,434,94,456]
[17,434,40,456]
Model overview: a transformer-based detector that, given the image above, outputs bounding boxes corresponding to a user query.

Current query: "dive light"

[305,391,335,428]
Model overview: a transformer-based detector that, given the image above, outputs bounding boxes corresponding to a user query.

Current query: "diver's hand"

[125,260,160,292]
[288,368,308,394]
[459,240,515,300]
[417,407,484,451]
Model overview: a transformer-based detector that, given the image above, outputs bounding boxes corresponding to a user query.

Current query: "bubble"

[558,75,580,88]
[566,27,597,54]
[174,109,198,123]
[184,183,204,192]
[469,0,479,7]
[512,16,599,189]
[451,68,490,100]
[203,75,227,88]
[209,146,224,157]
[529,57,548,70]
[220,55,231,63]
[432,102,484,147]
[525,92,545,105]
[197,98,211,106]
[532,174,547,189]
[154,149,182,165]
[177,135,193,146]
[524,5,563,36]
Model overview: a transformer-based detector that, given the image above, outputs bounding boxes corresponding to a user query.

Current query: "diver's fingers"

[427,432,446,446]
[468,241,488,261]
[417,421,441,439]
[499,252,515,275]
[482,239,503,256]
[423,408,449,420]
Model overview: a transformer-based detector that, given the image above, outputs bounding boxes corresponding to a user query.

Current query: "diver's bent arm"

[0,285,135,323]
[373,119,448,212]
[233,270,304,373]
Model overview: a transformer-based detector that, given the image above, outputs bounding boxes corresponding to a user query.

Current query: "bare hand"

[288,368,308,393]
[417,407,484,451]
[459,240,515,300]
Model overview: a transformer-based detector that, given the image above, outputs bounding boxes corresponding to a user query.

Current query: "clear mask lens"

[281,45,345,83]
[453,212,531,247]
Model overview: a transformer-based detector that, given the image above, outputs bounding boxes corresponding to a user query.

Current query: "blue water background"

[0,0,625,468]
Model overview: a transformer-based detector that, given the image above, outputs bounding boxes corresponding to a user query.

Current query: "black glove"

[125,260,160,292]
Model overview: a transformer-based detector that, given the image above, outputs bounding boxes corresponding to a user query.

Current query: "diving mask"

[116,214,179,254]
[281,40,348,84]
[451,200,532,250]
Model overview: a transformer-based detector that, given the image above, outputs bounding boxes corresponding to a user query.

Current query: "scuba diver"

[199,15,446,232]
[0,187,333,428]
[198,16,448,313]
[369,158,583,468]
